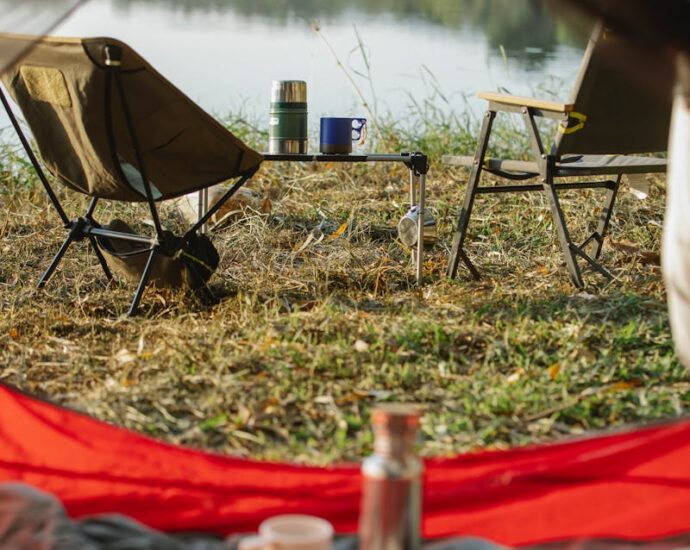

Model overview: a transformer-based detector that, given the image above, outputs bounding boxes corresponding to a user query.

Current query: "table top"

[261,152,423,163]
[261,152,429,174]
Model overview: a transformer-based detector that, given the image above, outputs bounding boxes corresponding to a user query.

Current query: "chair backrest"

[0,34,262,201]
[555,23,673,156]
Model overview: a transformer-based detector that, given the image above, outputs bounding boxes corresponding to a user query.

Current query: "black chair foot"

[127,249,158,317]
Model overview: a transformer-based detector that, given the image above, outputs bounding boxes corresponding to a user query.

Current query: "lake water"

[46,0,586,129]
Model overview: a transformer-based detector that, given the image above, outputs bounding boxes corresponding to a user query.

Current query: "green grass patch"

[0,118,686,464]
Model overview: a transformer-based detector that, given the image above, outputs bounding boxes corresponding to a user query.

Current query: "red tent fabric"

[1,382,689,546]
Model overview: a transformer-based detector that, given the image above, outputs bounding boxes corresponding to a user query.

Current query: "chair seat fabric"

[442,154,667,177]
[0,34,263,202]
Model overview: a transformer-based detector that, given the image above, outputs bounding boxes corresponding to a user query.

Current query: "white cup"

[241,514,333,550]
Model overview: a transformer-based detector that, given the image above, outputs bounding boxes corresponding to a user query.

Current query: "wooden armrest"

[477,91,574,113]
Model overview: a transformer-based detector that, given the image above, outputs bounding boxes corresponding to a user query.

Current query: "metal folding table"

[199,152,430,284]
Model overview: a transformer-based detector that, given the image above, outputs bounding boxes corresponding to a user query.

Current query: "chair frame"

[446,94,633,288]
[1,43,256,316]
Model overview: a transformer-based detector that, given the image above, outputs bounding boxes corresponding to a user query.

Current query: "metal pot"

[397,206,436,248]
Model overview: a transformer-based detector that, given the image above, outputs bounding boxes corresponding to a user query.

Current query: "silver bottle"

[359,404,423,550]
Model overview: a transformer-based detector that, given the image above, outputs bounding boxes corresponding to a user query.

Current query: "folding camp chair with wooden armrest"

[0,34,263,316]
[444,23,671,288]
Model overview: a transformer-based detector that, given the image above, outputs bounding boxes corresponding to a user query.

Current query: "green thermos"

[269,80,308,154]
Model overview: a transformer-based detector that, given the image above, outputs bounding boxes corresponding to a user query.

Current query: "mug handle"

[351,118,367,145]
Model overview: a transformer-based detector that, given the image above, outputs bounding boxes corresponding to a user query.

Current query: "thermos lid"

[371,404,421,457]
[372,404,420,431]
[271,80,307,103]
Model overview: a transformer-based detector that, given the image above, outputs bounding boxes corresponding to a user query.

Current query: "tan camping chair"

[444,23,673,288]
[0,34,262,315]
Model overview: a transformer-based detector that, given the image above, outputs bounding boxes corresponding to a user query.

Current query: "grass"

[0,114,687,465]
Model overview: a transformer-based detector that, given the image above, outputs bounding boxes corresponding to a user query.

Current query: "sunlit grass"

[0,117,686,465]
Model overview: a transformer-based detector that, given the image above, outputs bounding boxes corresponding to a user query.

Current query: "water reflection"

[111,0,585,68]
[45,0,586,130]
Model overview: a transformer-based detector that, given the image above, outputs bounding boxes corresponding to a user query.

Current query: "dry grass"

[0,126,687,464]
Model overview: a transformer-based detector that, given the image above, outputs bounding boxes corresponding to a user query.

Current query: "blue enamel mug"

[319,117,367,154]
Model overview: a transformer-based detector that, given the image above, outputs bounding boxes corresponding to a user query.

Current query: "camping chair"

[0,34,262,315]
[444,23,672,288]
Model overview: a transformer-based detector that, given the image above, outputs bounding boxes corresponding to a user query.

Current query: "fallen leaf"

[325,221,348,243]
[336,392,367,406]
[606,380,642,393]
[114,348,137,365]
[293,233,314,254]
[261,196,273,214]
[547,363,560,381]
[314,395,334,405]
[507,369,523,383]
[259,335,278,353]
[354,339,369,353]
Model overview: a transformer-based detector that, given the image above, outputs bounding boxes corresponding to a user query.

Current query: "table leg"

[409,169,416,207]
[197,190,204,232]
[409,169,417,272]
[198,188,209,233]
[416,173,426,286]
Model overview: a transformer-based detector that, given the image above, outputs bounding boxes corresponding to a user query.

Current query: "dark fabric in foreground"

[1,383,690,546]
[0,483,229,549]
[4,483,690,550]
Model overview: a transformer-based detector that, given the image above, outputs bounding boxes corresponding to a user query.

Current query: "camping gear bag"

[95,220,219,290]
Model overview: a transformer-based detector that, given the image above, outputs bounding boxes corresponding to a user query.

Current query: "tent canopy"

[1,382,690,547]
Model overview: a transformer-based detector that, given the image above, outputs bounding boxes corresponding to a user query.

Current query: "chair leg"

[185,261,218,306]
[570,245,614,280]
[196,282,218,306]
[37,234,75,289]
[542,174,584,288]
[127,248,158,317]
[447,110,496,279]
[592,177,620,260]
[88,235,114,281]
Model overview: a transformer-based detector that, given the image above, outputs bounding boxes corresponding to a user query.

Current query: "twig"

[351,24,379,120]
[312,20,387,147]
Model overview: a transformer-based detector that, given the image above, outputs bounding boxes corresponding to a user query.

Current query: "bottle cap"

[271,80,307,103]
[372,404,420,432]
